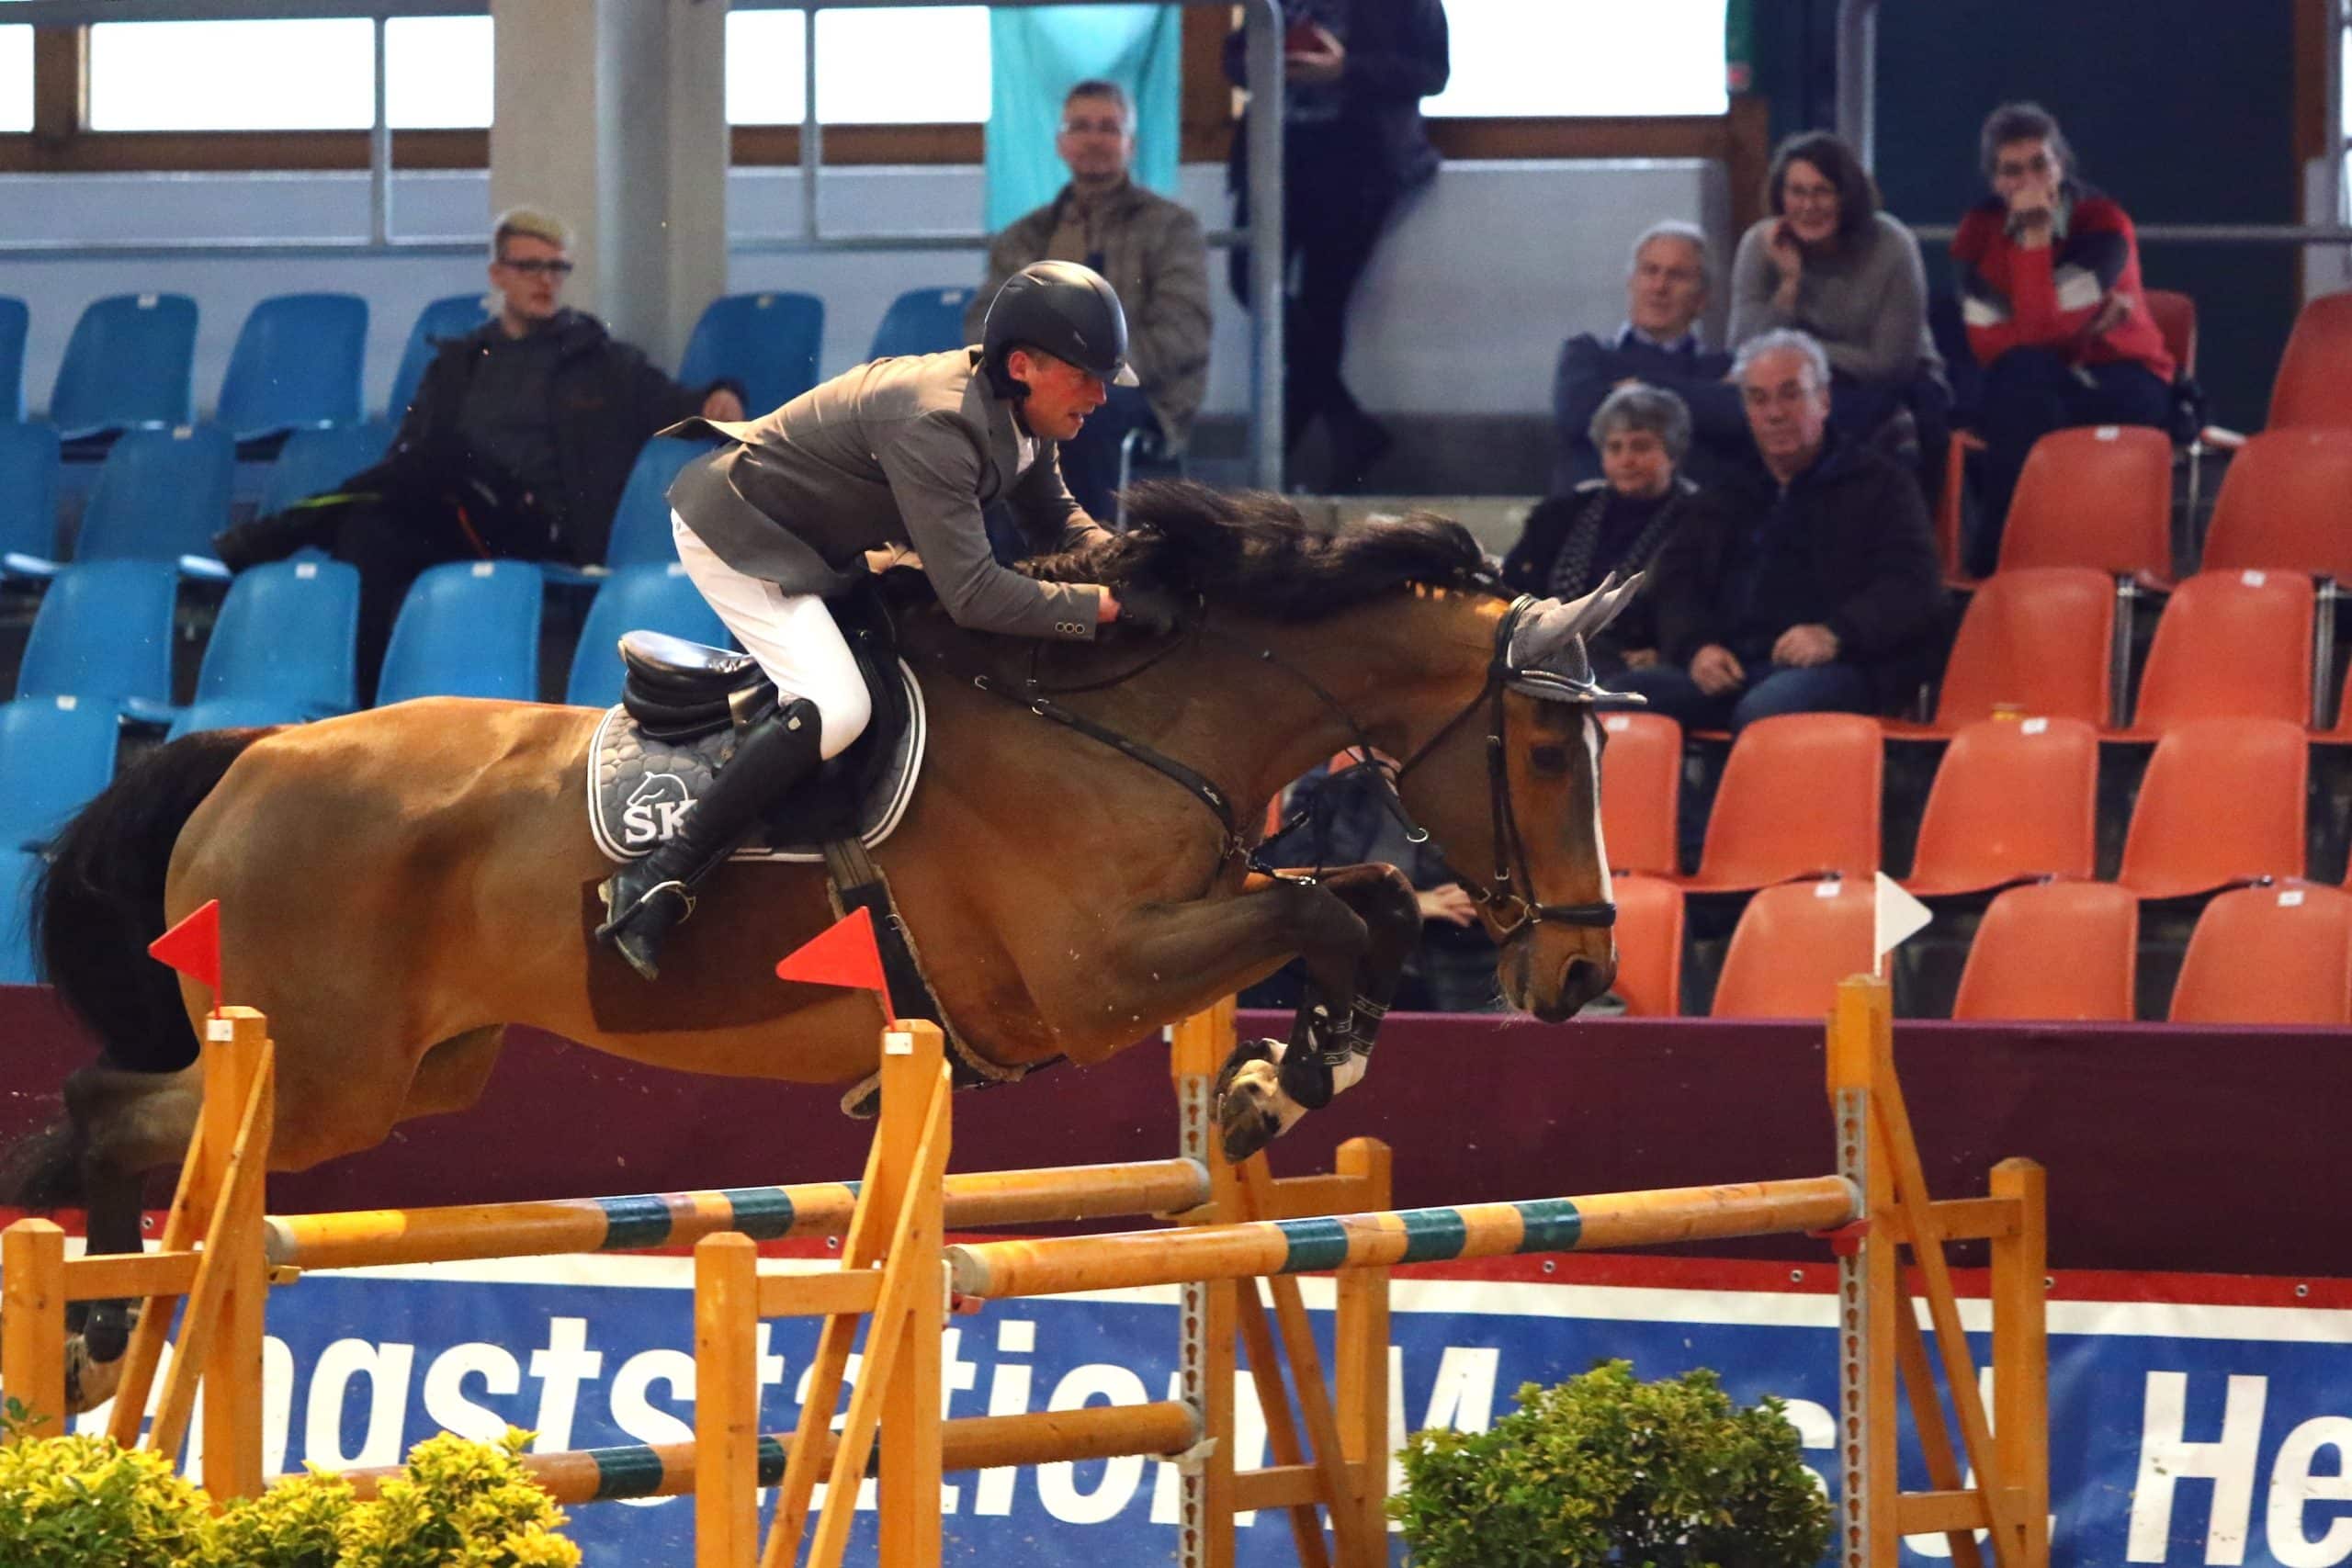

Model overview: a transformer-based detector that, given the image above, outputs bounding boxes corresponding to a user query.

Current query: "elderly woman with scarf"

[1500,380,1695,672]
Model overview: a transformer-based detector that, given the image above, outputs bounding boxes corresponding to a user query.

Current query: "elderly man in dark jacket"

[217,208,742,703]
[1614,329,1945,732]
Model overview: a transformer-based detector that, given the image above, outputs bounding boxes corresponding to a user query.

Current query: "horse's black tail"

[33,728,275,1080]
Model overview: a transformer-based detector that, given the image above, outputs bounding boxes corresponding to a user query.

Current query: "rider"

[595,260,1148,980]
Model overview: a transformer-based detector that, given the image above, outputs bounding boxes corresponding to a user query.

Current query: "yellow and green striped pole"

[946,1175,1860,1302]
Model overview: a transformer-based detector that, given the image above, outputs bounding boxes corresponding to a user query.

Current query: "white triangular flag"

[1872,872,1933,977]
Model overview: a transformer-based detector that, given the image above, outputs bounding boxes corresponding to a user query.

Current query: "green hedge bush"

[0,1407,580,1568]
[1391,1360,1831,1568]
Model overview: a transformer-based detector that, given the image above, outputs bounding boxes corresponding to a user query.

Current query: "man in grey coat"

[594,261,1151,980]
[967,78,1211,518]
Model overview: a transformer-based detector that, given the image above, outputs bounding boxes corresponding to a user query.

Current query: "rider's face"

[1010,349,1108,442]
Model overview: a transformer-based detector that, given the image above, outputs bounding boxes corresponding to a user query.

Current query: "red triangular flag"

[149,899,221,1000]
[775,907,895,1018]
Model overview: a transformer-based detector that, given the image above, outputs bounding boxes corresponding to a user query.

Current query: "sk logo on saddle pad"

[620,773,696,849]
[584,670,929,866]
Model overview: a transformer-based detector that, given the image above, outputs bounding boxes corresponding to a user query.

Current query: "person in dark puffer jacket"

[1612,330,1946,734]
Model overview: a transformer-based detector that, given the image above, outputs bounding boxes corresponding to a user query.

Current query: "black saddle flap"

[620,631,771,739]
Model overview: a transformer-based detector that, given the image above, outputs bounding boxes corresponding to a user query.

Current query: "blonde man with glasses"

[215,207,745,703]
[967,80,1210,521]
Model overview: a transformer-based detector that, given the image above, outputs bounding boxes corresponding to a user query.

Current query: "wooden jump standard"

[693,979,2050,1568]
[0,1002,1385,1542]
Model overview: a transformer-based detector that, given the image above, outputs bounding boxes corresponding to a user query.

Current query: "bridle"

[974,588,1617,944]
[1389,593,1618,942]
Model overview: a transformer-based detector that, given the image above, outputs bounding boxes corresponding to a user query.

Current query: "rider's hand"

[702,387,746,422]
[1096,588,1121,625]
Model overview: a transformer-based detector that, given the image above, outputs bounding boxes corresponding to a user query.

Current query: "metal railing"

[0,0,1289,487]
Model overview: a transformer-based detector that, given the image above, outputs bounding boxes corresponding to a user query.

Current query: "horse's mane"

[1015,481,1495,618]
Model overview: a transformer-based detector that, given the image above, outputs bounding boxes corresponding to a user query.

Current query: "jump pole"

[695,976,2047,1568]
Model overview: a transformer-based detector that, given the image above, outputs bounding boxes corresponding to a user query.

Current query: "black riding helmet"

[980,260,1141,397]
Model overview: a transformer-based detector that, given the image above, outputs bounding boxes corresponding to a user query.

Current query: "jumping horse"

[0,481,1636,1409]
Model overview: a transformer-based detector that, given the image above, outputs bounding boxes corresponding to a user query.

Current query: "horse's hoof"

[1215,1037,1286,1164]
[83,1303,135,1364]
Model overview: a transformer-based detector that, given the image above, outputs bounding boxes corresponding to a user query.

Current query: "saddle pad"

[586,660,927,864]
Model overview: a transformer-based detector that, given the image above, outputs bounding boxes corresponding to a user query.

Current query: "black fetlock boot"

[595,696,824,980]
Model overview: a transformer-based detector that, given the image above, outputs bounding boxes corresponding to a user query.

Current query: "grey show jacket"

[664,347,1111,642]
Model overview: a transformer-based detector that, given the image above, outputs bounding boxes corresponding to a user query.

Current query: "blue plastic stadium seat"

[868,287,978,361]
[679,292,824,417]
[0,421,62,572]
[15,424,236,582]
[375,559,544,705]
[388,293,492,421]
[0,696,124,984]
[15,559,179,723]
[0,297,28,423]
[169,558,361,739]
[216,292,370,443]
[48,292,198,439]
[601,436,707,569]
[257,422,393,519]
[565,563,731,709]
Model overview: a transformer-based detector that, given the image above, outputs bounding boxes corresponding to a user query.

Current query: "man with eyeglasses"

[966,79,1209,523]
[216,207,745,701]
[1951,102,2175,574]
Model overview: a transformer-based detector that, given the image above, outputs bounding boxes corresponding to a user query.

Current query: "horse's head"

[1395,577,1645,1022]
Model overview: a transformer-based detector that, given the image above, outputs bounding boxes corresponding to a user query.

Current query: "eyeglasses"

[1060,117,1126,137]
[499,257,575,276]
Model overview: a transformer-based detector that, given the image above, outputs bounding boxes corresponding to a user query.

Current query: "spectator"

[215,208,745,702]
[967,79,1211,522]
[1242,754,1503,1013]
[1952,101,2175,575]
[1225,0,1450,492]
[1728,131,1948,465]
[1550,220,1746,491]
[1503,381,1698,673]
[1611,330,1944,734]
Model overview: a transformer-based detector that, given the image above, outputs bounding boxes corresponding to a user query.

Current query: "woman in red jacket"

[1952,101,2176,575]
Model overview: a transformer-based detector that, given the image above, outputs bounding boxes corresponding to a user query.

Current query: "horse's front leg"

[1058,863,1419,1161]
[1216,863,1420,1162]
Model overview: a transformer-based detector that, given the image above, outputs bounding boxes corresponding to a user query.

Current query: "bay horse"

[2,482,1635,1409]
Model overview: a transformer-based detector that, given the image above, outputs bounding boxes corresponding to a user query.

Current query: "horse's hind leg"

[59,1063,202,1408]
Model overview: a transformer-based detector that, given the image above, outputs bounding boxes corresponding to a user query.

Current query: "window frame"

[0,3,1764,235]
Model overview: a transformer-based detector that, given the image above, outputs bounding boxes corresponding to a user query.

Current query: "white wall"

[0,158,1727,423]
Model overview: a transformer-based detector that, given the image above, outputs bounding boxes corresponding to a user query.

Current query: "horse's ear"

[1510,572,1646,667]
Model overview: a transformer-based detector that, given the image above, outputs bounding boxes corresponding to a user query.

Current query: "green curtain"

[985,6,1182,232]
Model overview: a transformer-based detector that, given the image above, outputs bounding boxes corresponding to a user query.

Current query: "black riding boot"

[595,697,824,980]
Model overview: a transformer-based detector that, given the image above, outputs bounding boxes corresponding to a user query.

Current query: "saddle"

[585,586,925,864]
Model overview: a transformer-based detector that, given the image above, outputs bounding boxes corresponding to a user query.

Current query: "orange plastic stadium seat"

[2120,570,2313,737]
[1676,713,1883,892]
[2170,883,2352,1024]
[2198,429,2352,581]
[2116,717,2310,898]
[1608,874,1684,1017]
[1883,567,2114,737]
[1904,717,2098,897]
[2268,290,2352,431]
[2143,289,2199,381]
[1710,878,1875,1019]
[1995,424,2175,581]
[1599,710,1681,876]
[1951,881,2139,1021]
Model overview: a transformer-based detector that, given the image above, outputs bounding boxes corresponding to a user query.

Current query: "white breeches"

[672,512,873,760]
